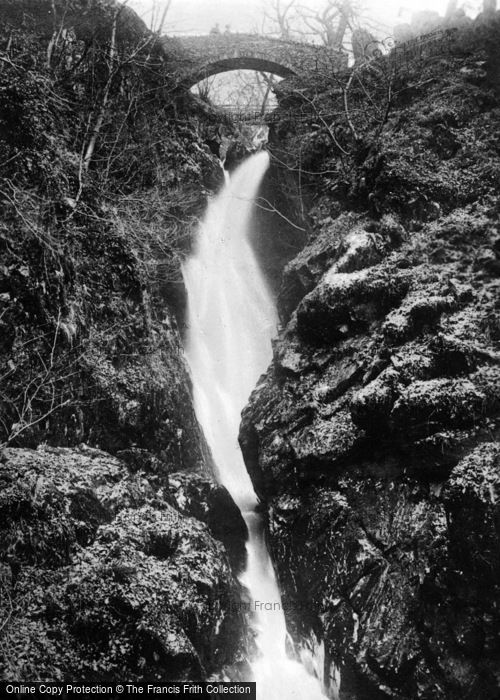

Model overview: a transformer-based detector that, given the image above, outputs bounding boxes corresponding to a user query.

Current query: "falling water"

[182,151,327,699]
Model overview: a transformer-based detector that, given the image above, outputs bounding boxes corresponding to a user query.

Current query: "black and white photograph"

[0,0,499,698]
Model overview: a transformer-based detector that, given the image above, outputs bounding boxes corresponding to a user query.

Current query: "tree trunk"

[333,1,350,48]
[83,8,119,170]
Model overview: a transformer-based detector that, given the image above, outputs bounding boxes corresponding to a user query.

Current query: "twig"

[343,70,359,142]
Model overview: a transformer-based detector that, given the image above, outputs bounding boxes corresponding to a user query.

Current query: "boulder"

[0,447,247,681]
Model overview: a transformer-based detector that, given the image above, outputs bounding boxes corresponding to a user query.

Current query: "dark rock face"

[0,0,221,475]
[0,0,246,683]
[241,218,500,698]
[0,447,247,680]
[251,145,309,297]
[240,24,500,700]
[168,472,249,572]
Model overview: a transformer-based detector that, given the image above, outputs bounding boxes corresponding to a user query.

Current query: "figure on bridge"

[210,23,221,35]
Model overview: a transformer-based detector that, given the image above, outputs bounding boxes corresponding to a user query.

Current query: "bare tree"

[193,70,279,114]
[82,3,122,169]
[263,0,298,38]
[298,0,354,47]
[263,0,389,62]
[81,0,173,172]
[148,0,172,34]
[47,0,65,68]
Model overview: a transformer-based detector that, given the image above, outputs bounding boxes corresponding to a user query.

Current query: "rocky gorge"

[240,14,500,700]
[0,0,248,683]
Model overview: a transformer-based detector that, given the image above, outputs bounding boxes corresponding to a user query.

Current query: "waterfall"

[182,151,327,699]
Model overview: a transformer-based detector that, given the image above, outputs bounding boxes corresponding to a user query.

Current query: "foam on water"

[182,152,328,699]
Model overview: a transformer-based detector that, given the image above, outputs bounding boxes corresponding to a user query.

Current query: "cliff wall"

[240,18,500,699]
[0,0,247,681]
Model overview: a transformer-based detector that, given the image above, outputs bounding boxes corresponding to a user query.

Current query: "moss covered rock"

[0,447,247,681]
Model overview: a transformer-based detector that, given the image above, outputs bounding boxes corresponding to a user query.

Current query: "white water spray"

[182,151,327,699]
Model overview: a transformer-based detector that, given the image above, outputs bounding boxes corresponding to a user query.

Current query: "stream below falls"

[182,151,328,699]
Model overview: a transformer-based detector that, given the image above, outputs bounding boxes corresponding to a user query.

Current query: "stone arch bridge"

[162,33,346,87]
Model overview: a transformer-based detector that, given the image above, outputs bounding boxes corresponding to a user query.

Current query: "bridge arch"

[163,34,345,88]
[183,57,294,87]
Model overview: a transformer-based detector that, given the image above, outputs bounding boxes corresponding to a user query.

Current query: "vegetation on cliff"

[0,0,220,460]
[0,0,247,682]
[240,16,500,700]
